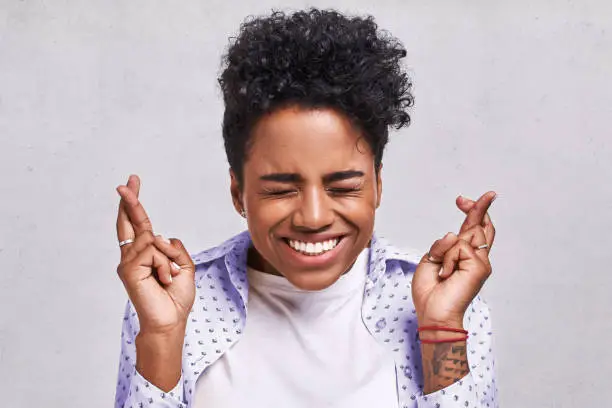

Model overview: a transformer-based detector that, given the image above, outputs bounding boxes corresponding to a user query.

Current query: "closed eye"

[261,188,297,197]
[326,187,362,195]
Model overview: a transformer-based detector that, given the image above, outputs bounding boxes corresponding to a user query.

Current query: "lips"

[276,233,348,270]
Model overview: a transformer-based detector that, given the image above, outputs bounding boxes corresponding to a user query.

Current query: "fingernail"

[438,267,445,277]
[492,193,498,202]
[168,275,173,284]
[171,262,180,270]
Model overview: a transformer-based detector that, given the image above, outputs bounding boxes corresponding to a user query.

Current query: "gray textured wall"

[1,1,611,406]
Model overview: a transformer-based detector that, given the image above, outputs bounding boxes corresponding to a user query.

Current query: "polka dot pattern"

[114,231,498,407]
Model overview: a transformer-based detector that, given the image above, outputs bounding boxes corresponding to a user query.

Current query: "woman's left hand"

[412,191,497,328]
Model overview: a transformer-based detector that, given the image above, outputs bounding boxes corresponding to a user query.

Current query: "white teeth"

[287,238,340,256]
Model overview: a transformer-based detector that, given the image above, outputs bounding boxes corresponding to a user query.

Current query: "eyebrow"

[259,170,364,183]
[259,173,303,183]
[323,170,365,183]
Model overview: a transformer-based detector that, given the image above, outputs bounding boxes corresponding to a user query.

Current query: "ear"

[375,162,383,209]
[229,169,244,215]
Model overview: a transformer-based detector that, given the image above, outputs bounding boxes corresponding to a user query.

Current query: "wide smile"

[279,235,347,268]
[285,237,342,256]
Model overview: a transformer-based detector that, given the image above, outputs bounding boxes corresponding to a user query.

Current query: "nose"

[292,185,334,231]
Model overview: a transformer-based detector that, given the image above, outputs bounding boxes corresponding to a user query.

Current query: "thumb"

[416,233,459,283]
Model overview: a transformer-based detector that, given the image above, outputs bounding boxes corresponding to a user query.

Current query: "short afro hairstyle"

[218,8,413,184]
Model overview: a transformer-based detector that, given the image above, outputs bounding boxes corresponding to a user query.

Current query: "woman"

[114,8,498,408]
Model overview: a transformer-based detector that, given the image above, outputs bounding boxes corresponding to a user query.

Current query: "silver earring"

[240,209,246,218]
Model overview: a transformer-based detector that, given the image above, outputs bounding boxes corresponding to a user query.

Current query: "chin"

[285,269,343,291]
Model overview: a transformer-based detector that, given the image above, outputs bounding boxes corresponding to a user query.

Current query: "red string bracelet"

[417,326,468,334]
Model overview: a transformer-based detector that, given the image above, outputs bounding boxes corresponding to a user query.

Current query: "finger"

[456,195,476,213]
[117,245,174,286]
[116,176,137,244]
[481,212,496,249]
[440,240,491,287]
[120,230,156,263]
[166,238,196,275]
[457,196,494,226]
[457,196,493,229]
[127,174,141,197]
[152,235,185,277]
[116,184,154,235]
[455,225,490,268]
[421,232,459,271]
[116,199,135,244]
[150,247,174,286]
[459,191,497,235]
[457,196,496,250]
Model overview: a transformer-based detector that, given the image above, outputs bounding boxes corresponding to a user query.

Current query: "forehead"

[246,107,374,175]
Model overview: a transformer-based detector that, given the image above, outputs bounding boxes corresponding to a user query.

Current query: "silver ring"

[475,243,489,250]
[119,238,134,247]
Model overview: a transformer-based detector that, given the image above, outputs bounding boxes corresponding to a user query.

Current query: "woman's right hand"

[115,175,196,336]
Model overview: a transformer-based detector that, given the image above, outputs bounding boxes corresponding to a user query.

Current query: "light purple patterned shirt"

[115,231,498,408]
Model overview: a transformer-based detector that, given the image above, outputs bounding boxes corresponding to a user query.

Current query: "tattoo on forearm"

[422,342,470,394]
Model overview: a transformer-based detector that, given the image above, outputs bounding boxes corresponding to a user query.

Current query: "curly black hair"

[218,8,413,184]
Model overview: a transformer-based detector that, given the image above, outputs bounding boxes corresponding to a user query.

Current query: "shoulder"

[189,230,251,267]
[384,243,423,267]
[375,235,423,273]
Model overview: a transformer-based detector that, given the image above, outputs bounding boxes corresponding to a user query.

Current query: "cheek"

[347,185,380,214]
[347,196,379,230]
[248,198,294,225]
[343,196,376,213]
[335,199,377,232]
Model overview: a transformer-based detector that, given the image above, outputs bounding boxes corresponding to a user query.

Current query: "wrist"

[136,327,185,351]
[135,326,185,392]
[138,320,187,337]
[418,319,464,328]
[417,319,465,342]
[417,311,464,328]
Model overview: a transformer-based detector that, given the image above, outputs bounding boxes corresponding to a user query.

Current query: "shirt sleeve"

[416,295,499,408]
[114,300,187,408]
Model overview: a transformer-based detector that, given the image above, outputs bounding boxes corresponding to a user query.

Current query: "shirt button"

[376,318,387,330]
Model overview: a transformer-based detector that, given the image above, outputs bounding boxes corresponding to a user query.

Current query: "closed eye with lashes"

[326,186,362,195]
[261,188,297,196]
[261,187,362,197]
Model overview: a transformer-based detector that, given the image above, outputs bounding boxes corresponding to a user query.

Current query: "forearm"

[419,329,470,394]
[135,326,185,392]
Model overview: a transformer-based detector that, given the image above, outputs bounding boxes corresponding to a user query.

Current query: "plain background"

[1,0,611,406]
